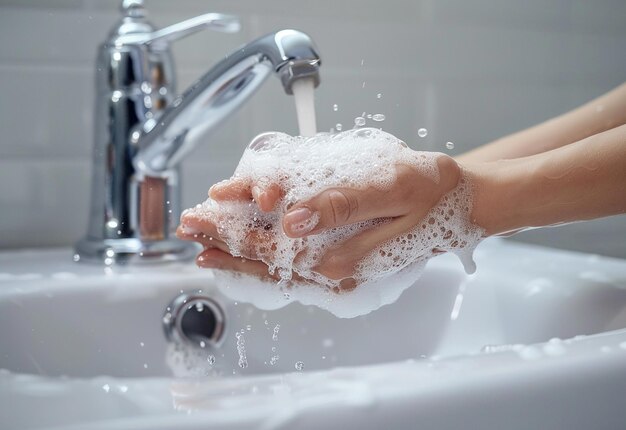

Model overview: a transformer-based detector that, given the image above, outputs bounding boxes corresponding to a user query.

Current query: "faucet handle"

[114,0,240,49]
[141,13,241,48]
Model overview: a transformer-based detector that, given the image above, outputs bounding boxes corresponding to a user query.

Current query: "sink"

[2,238,626,429]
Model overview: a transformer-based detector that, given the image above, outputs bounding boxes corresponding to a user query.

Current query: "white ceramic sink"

[2,238,626,429]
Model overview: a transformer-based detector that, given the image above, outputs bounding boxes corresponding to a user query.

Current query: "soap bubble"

[372,114,385,122]
[418,128,428,138]
[445,141,454,150]
[294,361,304,371]
[335,123,343,131]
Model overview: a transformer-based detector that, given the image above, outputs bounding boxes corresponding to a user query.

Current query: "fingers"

[179,212,221,239]
[209,178,281,213]
[196,248,279,281]
[252,183,282,212]
[282,164,422,238]
[176,226,231,253]
[209,179,251,201]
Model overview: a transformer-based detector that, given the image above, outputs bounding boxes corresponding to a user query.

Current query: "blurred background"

[0,0,625,257]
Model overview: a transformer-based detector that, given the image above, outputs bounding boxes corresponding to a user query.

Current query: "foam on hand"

[183,128,484,318]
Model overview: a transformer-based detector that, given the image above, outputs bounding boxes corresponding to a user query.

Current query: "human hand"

[177,154,462,288]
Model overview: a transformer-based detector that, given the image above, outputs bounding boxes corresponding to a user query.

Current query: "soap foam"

[184,128,483,317]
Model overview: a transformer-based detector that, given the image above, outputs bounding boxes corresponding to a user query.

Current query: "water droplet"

[139,342,144,347]
[199,340,206,348]
[377,93,382,99]
[445,141,454,150]
[335,123,343,132]
[333,104,338,112]
[143,363,148,369]
[294,361,304,371]
[207,354,216,365]
[418,128,428,138]
[195,302,204,312]
[272,324,280,341]
[354,117,366,127]
[269,355,280,365]
[102,384,110,393]
[372,114,385,122]
[246,324,252,331]
[73,254,80,262]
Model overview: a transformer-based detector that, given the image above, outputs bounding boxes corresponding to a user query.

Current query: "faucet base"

[74,238,199,265]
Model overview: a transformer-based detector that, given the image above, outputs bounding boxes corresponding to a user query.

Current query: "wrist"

[461,159,530,237]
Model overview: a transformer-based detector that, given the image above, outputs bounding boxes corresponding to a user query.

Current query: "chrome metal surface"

[75,1,321,264]
[163,293,226,348]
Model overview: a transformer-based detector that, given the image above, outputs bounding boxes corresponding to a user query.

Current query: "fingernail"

[197,255,221,268]
[284,207,319,236]
[179,223,199,234]
[251,186,263,202]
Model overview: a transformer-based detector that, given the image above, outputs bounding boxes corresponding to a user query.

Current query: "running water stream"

[291,78,318,136]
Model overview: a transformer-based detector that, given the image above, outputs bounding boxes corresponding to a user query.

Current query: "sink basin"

[2,238,626,429]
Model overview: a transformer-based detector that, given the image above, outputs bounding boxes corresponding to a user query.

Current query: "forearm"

[457,82,626,164]
[467,124,626,236]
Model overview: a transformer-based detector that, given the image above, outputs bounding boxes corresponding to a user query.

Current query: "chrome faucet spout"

[135,30,320,176]
[74,0,321,264]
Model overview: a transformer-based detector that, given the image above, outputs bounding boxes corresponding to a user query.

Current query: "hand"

[177,154,462,289]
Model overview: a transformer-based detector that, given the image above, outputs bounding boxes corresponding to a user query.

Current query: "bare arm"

[457,82,626,164]
[468,123,626,235]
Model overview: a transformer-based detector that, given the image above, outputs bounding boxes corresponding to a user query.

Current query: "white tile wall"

[0,0,625,258]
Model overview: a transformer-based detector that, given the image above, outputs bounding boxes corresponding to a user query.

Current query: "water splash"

[236,332,248,369]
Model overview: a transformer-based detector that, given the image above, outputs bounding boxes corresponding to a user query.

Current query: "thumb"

[283,187,400,238]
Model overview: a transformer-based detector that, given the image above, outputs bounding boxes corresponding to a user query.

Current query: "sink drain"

[163,293,225,348]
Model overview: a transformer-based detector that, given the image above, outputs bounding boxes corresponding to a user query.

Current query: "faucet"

[74,0,321,264]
